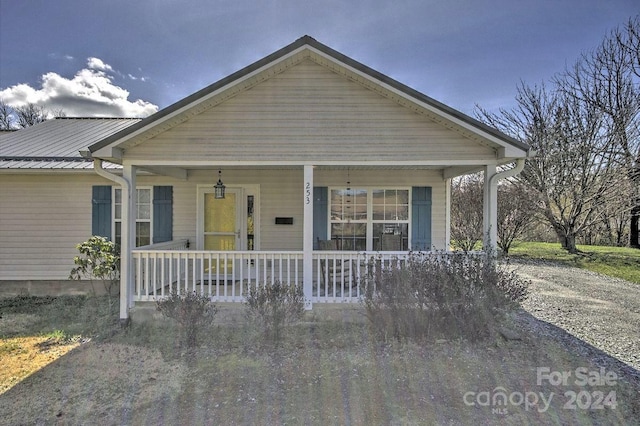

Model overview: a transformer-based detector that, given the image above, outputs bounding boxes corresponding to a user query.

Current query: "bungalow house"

[0,36,532,320]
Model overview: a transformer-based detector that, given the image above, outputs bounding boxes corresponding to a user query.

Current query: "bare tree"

[581,174,632,246]
[450,174,484,252]
[0,101,62,130]
[0,100,12,130]
[496,181,537,254]
[15,103,49,128]
[478,83,620,253]
[619,15,640,78]
[557,18,640,247]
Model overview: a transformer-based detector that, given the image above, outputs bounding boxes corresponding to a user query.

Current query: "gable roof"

[89,36,530,162]
[0,118,139,170]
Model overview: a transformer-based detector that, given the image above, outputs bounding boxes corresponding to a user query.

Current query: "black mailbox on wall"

[275,217,294,225]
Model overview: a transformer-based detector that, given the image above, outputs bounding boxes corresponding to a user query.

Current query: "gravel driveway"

[511,260,640,386]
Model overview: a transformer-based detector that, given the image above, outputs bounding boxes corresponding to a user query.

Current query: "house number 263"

[305,182,311,205]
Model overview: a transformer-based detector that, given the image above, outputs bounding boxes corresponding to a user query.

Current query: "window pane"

[352,190,367,220]
[372,203,384,220]
[247,195,254,251]
[373,223,408,250]
[385,205,396,220]
[354,204,367,220]
[138,189,151,203]
[114,189,122,204]
[331,203,343,221]
[114,204,122,220]
[397,205,409,220]
[331,189,344,220]
[385,189,397,203]
[138,204,151,220]
[136,222,151,247]
[397,190,409,204]
[354,189,368,204]
[331,223,366,251]
[115,222,122,247]
[331,190,344,205]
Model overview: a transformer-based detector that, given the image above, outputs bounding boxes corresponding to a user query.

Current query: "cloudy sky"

[0,0,638,119]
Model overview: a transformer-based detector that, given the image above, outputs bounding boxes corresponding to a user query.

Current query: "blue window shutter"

[92,185,112,239]
[411,187,432,251]
[313,187,328,249]
[153,186,173,243]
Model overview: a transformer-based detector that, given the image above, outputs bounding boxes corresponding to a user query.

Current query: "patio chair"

[317,239,357,295]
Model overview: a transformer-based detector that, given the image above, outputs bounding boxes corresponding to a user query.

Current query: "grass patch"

[0,294,119,339]
[0,294,119,396]
[508,241,640,284]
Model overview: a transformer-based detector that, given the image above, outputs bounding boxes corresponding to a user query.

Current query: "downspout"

[485,157,529,254]
[93,158,130,192]
[93,159,132,322]
[489,158,526,187]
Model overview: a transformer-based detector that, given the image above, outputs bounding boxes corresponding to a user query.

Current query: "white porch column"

[121,162,137,316]
[483,165,497,253]
[445,178,452,250]
[303,164,314,309]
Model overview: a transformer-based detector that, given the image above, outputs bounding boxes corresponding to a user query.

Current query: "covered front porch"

[97,161,523,319]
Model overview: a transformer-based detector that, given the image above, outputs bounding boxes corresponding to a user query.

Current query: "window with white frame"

[113,187,152,247]
[329,188,409,251]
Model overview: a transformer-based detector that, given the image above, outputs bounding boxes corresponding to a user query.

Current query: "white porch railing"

[132,242,432,304]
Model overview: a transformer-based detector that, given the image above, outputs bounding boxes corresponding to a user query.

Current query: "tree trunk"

[629,164,640,248]
[630,203,640,248]
[558,233,579,254]
[551,220,579,254]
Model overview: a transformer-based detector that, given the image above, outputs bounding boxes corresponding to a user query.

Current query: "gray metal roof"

[0,118,139,170]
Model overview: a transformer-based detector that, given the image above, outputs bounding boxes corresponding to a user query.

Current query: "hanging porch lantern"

[214,170,226,199]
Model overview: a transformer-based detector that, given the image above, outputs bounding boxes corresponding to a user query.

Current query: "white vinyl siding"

[0,174,100,280]
[125,60,496,162]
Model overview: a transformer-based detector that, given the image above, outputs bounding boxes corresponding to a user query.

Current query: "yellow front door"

[204,191,238,251]
[203,190,241,276]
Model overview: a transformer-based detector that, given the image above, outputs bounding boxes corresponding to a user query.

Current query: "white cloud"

[0,58,158,118]
[87,57,114,72]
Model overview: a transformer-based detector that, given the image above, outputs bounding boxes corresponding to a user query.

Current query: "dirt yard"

[0,262,639,425]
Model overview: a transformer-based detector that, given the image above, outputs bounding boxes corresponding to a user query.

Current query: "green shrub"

[156,291,218,349]
[69,236,120,300]
[244,281,305,343]
[362,252,529,342]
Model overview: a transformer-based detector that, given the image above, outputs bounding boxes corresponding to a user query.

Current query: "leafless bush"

[362,252,529,342]
[156,291,218,349]
[244,281,305,343]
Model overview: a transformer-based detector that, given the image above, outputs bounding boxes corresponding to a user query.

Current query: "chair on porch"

[316,239,356,295]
